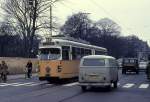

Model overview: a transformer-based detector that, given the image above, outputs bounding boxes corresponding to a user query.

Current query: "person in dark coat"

[0,64,2,82]
[1,61,8,82]
[26,60,32,78]
[146,61,150,79]
[146,56,150,80]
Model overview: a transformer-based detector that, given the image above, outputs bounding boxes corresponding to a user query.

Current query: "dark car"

[122,58,139,74]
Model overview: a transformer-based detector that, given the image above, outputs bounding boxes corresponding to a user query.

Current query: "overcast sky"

[0,0,150,44]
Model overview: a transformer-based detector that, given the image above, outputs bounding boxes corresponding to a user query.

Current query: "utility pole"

[81,13,90,40]
[50,4,52,37]
[28,0,61,39]
[46,0,61,41]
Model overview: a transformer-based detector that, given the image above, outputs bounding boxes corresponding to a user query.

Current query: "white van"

[79,55,119,91]
[139,61,148,70]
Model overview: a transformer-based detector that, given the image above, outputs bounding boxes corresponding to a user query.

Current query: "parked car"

[139,61,148,71]
[79,55,119,91]
[122,58,139,74]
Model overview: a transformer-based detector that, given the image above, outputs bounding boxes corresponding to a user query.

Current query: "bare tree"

[96,18,121,36]
[2,0,60,57]
[61,12,92,40]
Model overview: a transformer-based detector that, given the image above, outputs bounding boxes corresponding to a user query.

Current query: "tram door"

[61,46,78,78]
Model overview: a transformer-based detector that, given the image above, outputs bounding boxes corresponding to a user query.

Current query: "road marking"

[122,83,135,88]
[0,83,22,87]
[24,82,48,86]
[11,82,35,86]
[0,82,44,87]
[63,82,79,87]
[139,84,149,89]
[24,83,44,86]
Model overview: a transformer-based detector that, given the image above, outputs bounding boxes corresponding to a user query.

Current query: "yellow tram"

[38,36,107,82]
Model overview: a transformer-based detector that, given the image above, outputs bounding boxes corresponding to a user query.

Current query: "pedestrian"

[146,61,150,80]
[26,60,32,78]
[0,63,2,82]
[146,56,150,80]
[1,61,8,83]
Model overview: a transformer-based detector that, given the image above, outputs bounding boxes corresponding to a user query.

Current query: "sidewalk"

[8,73,38,80]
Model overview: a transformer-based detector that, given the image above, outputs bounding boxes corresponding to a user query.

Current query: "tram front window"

[39,48,61,60]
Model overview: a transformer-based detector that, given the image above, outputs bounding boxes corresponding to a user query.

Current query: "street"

[0,0,150,102]
[0,71,150,102]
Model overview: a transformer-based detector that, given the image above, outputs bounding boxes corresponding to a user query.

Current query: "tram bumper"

[39,76,60,81]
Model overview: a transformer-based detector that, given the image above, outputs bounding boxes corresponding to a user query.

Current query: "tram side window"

[72,47,77,60]
[77,48,82,59]
[84,49,92,56]
[81,48,85,57]
[72,47,82,60]
[72,47,92,60]
[62,46,70,60]
[95,50,105,55]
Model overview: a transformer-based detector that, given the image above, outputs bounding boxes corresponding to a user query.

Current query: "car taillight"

[57,65,62,72]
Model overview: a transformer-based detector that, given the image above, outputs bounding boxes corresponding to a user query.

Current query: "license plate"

[89,76,99,80]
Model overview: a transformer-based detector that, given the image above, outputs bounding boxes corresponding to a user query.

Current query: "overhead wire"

[58,1,75,12]
[89,0,135,35]
[57,0,135,35]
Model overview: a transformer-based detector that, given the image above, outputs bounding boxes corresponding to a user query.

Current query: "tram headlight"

[46,66,51,73]
[57,65,62,72]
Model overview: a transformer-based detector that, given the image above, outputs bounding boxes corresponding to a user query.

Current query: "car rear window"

[140,62,147,65]
[130,59,135,63]
[124,59,136,63]
[82,58,105,66]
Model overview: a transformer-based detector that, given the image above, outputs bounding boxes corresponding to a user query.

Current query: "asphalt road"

[0,71,150,102]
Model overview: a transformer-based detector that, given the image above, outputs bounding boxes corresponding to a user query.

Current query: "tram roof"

[40,38,107,51]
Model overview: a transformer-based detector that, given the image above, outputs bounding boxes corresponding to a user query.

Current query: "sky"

[0,0,150,44]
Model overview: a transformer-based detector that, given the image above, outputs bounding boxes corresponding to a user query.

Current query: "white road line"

[0,82,41,87]
[24,82,47,86]
[139,84,149,89]
[63,82,79,87]
[11,82,36,86]
[0,83,8,86]
[24,83,42,86]
[0,83,22,87]
[122,83,135,88]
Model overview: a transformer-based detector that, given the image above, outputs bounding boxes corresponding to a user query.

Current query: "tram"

[38,36,107,82]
